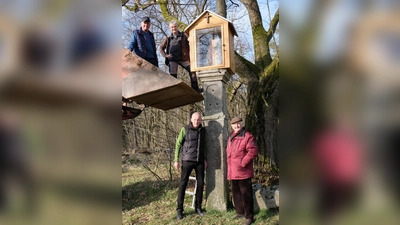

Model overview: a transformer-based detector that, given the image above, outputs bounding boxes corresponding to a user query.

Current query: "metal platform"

[122,48,203,111]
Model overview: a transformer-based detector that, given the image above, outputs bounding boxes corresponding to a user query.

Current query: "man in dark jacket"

[159,21,202,92]
[128,17,158,67]
[174,112,207,220]
[227,116,258,225]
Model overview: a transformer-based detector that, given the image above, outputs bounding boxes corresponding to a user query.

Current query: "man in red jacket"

[227,116,258,225]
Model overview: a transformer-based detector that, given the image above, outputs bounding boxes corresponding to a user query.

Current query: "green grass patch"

[122,154,279,224]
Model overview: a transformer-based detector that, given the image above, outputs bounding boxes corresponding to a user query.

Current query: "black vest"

[168,33,183,62]
[181,124,206,162]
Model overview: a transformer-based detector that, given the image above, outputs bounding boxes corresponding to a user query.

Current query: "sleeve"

[128,31,137,53]
[152,35,158,61]
[184,32,190,42]
[174,127,186,162]
[159,37,168,58]
[241,133,258,167]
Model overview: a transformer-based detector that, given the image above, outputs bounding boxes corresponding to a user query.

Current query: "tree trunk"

[216,0,226,18]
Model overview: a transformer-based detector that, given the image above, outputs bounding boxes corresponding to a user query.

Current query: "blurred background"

[281,0,400,224]
[0,0,121,224]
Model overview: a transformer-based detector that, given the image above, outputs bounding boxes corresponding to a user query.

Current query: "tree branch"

[266,9,279,43]
[122,0,129,6]
[228,0,240,9]
[229,81,243,102]
[143,165,163,181]
[261,55,279,81]
[158,0,189,30]
[234,51,260,82]
[123,0,158,13]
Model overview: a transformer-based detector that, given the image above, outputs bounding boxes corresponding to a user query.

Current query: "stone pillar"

[198,69,230,211]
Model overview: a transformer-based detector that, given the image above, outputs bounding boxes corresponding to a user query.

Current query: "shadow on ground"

[122,179,179,211]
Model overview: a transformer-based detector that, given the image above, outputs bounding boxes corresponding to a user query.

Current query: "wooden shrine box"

[184,10,238,75]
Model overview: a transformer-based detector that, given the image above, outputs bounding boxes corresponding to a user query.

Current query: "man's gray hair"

[170,20,178,26]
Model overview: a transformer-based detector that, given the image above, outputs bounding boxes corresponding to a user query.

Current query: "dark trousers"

[231,178,254,219]
[177,160,204,211]
[169,61,199,89]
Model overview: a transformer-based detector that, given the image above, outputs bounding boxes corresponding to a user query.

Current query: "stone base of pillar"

[203,114,229,211]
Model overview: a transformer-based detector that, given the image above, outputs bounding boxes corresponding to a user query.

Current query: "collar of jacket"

[189,122,202,130]
[139,28,152,35]
[169,31,182,38]
[230,127,245,139]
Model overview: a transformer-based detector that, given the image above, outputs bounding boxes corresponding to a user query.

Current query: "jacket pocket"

[240,160,245,168]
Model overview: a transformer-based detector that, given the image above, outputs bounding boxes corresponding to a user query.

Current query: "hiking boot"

[195,208,204,216]
[190,78,200,91]
[176,210,183,220]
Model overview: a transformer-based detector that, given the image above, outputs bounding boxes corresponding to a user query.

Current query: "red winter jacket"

[227,128,258,180]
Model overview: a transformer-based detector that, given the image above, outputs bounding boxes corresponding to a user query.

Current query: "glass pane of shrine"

[196,26,223,68]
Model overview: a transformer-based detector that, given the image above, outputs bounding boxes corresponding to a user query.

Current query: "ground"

[122,150,279,224]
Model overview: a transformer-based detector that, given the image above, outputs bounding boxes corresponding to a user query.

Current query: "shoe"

[194,88,203,93]
[195,208,204,216]
[243,218,254,225]
[176,210,183,220]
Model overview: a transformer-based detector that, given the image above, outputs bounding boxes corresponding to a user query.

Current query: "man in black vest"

[174,112,207,220]
[159,21,202,93]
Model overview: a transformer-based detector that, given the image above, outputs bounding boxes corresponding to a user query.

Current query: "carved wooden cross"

[205,12,212,23]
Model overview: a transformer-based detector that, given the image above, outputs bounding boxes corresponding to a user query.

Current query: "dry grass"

[122,152,279,224]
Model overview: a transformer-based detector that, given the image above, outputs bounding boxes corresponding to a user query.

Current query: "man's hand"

[204,159,208,169]
[167,54,172,58]
[174,162,179,170]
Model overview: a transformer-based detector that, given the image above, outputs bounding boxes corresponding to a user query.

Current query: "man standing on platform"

[128,16,159,67]
[174,112,207,220]
[159,20,202,93]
